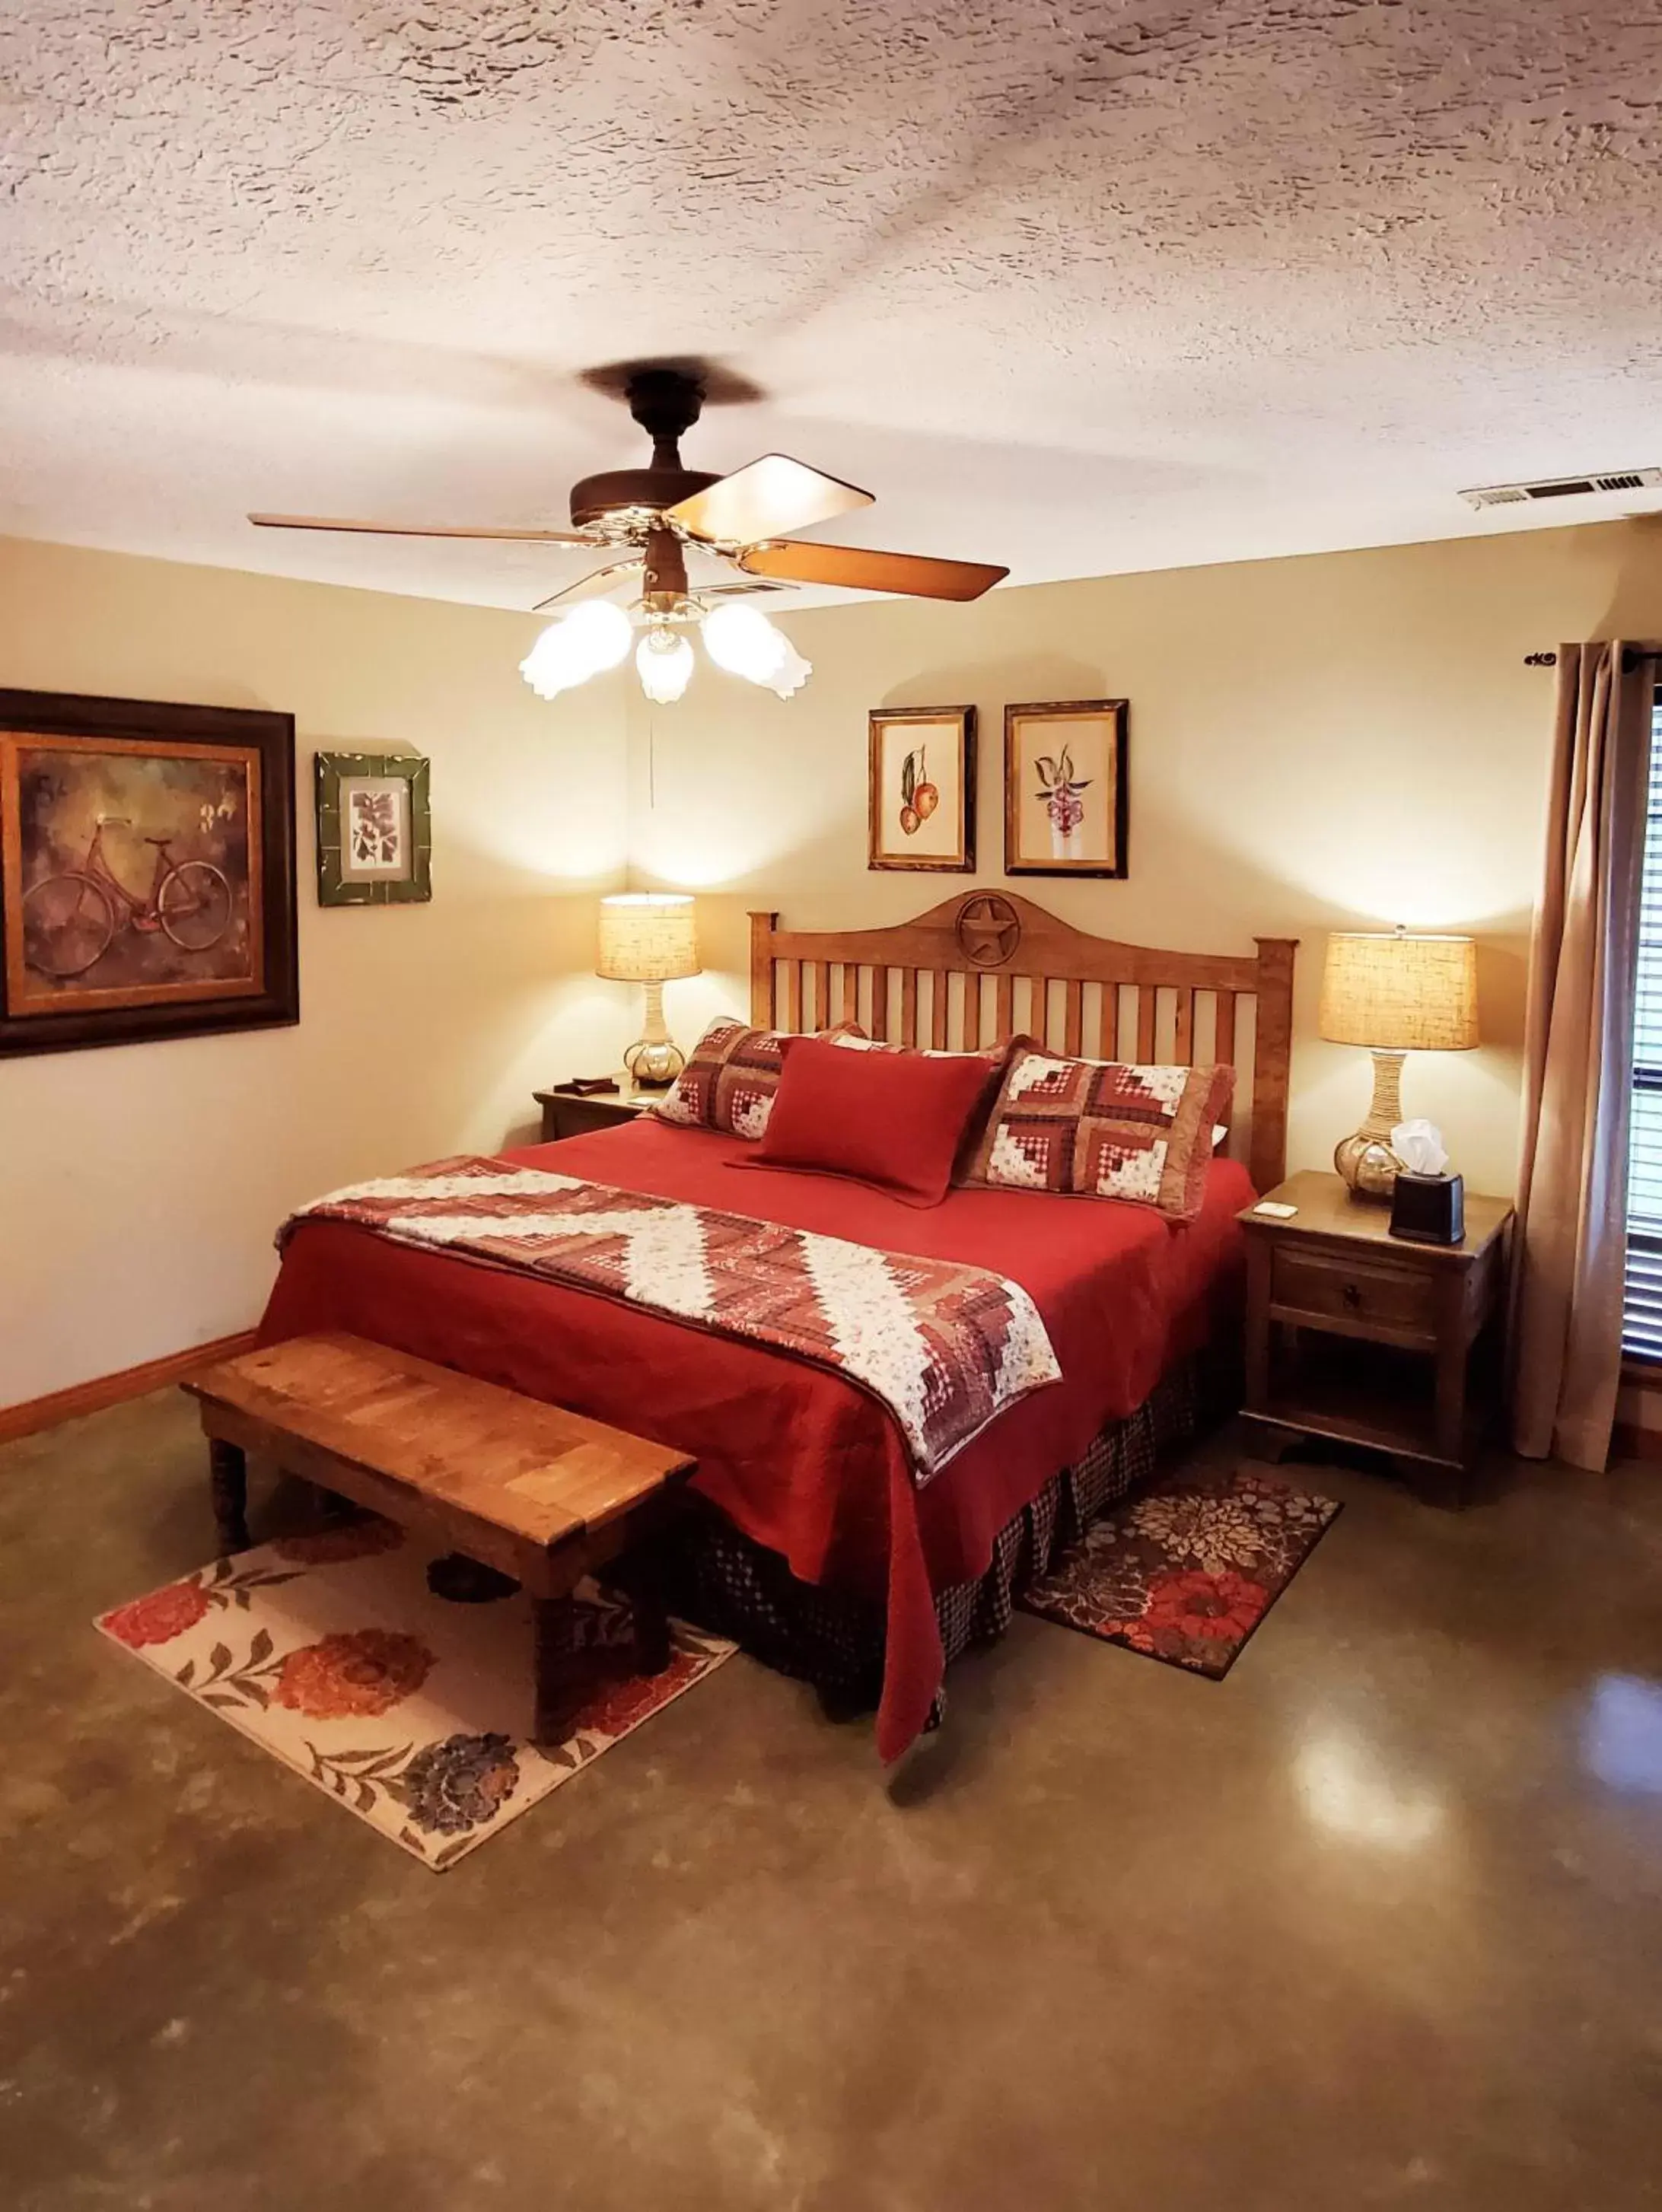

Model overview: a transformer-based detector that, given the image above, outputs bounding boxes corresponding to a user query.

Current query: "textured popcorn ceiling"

[4,1,1661,611]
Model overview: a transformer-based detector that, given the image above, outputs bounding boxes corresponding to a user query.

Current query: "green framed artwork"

[314,753,431,907]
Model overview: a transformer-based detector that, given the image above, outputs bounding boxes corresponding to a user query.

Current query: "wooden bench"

[183,1332,696,1746]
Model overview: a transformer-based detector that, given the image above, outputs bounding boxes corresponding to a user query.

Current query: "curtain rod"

[1524,648,1657,670]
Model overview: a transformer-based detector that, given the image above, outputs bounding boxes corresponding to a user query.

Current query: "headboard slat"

[1215,989,1237,1069]
[871,964,890,1041]
[1135,988,1157,1064]
[749,896,1297,1189]
[1063,979,1082,1057]
[1174,988,1194,1065]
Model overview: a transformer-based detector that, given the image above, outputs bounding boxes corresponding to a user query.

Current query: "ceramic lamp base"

[1334,1048,1406,1201]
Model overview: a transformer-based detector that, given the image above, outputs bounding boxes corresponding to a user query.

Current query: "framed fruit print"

[868,705,976,873]
[0,687,298,1060]
[1004,699,1129,878]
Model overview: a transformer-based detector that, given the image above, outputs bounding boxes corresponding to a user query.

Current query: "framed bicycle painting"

[0,688,298,1059]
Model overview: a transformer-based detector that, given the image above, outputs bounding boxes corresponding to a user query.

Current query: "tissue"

[1392,1119,1449,1176]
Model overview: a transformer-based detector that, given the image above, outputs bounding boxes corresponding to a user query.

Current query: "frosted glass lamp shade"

[635,628,694,704]
[518,600,632,700]
[701,603,813,697]
[1319,932,1479,1052]
[595,894,701,982]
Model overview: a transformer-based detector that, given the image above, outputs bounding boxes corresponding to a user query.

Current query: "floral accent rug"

[1017,1468,1341,1679]
[96,1517,736,1870]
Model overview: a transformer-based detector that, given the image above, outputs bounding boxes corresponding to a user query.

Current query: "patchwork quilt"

[279,1159,1062,1486]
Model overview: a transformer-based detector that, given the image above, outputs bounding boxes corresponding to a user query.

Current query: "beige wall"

[0,536,629,1406]
[7,517,1660,1408]
[629,518,1662,1201]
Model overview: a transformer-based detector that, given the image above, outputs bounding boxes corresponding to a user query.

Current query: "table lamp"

[1318,927,1479,1198]
[596,892,701,1087]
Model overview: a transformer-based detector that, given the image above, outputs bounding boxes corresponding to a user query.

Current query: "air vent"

[1461,467,1662,511]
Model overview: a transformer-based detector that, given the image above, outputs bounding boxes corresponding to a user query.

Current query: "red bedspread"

[259,1118,1255,1758]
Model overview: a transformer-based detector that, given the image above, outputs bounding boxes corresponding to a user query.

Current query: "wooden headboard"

[750,891,1298,1192]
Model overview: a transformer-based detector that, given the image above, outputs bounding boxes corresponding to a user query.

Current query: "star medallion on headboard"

[954,893,1021,967]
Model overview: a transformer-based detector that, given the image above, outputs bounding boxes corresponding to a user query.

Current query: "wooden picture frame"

[315,752,431,907]
[1003,699,1129,878]
[868,705,976,873]
[0,688,298,1060]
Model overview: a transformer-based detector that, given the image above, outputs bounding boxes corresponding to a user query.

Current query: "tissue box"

[1390,1170,1465,1246]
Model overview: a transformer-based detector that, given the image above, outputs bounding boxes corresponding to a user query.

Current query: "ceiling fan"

[249,366,1009,704]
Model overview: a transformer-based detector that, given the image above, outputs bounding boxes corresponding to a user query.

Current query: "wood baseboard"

[0,1330,259,1447]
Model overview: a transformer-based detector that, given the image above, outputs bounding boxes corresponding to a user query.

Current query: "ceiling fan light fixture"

[258,363,1005,715]
[519,597,632,699]
[635,625,695,705]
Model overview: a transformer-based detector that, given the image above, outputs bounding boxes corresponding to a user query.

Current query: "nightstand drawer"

[1270,1245,1436,1343]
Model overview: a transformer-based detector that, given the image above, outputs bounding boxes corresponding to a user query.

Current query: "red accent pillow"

[731,1033,999,1207]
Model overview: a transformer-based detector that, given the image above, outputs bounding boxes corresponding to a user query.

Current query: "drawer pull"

[1342,1282,1361,1309]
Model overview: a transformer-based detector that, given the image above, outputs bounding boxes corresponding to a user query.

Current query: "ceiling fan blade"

[665,456,873,546]
[530,560,642,613]
[248,513,597,545]
[737,540,1008,602]
[696,580,792,597]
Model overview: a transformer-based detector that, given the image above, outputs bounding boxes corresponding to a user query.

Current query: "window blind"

[1623,689,1662,1360]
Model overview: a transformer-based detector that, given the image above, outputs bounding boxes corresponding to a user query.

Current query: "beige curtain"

[1512,641,1654,1468]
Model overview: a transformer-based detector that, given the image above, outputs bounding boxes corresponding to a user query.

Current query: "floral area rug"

[96,1517,735,1870]
[1017,1467,1341,1679]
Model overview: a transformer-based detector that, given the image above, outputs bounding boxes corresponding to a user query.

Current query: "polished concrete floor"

[2,1389,1660,2210]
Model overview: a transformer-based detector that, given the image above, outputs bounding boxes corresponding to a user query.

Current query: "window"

[1623,686,1662,1359]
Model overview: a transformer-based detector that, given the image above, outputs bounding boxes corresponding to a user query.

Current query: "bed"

[261,891,1297,1757]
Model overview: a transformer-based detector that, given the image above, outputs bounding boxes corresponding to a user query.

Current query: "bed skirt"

[662,1357,1203,1726]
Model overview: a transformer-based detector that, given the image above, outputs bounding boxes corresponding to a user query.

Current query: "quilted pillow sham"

[653,1017,865,1140]
[964,1040,1234,1221]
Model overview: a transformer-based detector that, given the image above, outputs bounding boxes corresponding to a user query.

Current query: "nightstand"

[533,1081,660,1142]
[1239,1169,1514,1506]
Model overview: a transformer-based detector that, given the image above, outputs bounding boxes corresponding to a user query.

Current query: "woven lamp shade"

[595,893,701,983]
[1319,931,1478,1052]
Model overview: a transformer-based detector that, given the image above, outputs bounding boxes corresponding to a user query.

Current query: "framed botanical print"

[868,705,976,873]
[1004,699,1129,878]
[315,753,431,906]
[0,687,298,1060]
